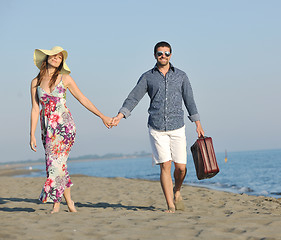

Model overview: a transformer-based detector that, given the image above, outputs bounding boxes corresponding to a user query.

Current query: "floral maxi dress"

[38,79,76,203]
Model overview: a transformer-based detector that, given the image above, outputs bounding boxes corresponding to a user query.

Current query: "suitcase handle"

[199,136,208,139]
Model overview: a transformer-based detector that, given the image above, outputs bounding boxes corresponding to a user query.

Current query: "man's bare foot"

[174,188,185,211]
[67,201,77,212]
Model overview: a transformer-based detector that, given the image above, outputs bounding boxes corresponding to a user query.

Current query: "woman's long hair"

[35,55,64,89]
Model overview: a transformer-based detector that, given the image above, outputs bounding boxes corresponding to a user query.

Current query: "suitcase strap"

[200,136,212,171]
[203,138,210,162]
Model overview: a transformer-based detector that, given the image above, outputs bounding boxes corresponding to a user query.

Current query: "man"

[112,41,204,213]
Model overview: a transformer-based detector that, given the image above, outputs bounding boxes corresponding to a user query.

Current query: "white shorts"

[148,126,187,165]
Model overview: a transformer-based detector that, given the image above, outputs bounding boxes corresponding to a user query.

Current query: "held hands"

[102,113,124,128]
[101,112,124,128]
[111,113,124,127]
[102,116,114,129]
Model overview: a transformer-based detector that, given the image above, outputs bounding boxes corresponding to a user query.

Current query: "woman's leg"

[51,202,61,213]
[63,187,77,212]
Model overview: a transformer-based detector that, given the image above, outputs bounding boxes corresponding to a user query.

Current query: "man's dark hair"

[154,41,172,54]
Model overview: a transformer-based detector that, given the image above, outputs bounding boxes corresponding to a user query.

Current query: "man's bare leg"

[173,163,187,210]
[160,161,175,212]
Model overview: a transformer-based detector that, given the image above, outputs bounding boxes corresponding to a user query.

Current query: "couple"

[29,41,204,214]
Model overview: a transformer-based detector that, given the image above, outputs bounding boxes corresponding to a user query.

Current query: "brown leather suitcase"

[191,137,219,180]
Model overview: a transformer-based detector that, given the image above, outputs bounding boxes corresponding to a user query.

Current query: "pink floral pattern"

[37,80,76,203]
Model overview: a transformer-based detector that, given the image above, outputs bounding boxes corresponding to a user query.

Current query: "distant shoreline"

[0,153,152,177]
[0,152,152,166]
[2,148,281,166]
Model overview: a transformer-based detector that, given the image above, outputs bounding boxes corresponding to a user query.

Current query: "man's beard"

[157,59,169,67]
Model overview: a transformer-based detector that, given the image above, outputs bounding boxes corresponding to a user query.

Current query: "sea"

[18,149,281,198]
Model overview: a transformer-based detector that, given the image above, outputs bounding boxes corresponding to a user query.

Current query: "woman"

[30,46,112,213]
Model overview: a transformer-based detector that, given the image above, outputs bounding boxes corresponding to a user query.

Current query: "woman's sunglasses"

[156,51,171,57]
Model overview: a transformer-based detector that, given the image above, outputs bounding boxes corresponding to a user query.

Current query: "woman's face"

[47,52,63,68]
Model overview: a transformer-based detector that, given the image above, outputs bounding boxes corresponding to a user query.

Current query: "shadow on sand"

[0,197,43,212]
[75,201,156,211]
[0,198,157,212]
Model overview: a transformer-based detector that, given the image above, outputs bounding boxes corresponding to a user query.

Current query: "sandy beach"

[0,167,281,240]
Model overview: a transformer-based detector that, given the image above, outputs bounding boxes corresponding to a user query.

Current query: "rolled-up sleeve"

[182,74,200,122]
[119,75,148,118]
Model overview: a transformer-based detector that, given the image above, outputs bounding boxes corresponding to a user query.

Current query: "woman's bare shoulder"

[62,74,74,87]
[31,77,38,87]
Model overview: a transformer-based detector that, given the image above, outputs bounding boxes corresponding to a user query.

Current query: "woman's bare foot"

[50,203,60,214]
[164,206,175,213]
[67,201,77,212]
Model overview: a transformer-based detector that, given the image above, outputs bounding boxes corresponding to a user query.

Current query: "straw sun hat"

[34,46,71,74]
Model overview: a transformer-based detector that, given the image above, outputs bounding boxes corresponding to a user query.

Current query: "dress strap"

[60,74,64,86]
[60,74,66,89]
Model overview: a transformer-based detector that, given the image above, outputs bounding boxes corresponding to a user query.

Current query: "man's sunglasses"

[156,51,171,57]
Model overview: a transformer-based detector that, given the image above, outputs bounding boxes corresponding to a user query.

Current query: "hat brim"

[34,47,71,74]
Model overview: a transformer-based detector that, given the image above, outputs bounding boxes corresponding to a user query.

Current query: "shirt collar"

[152,63,175,73]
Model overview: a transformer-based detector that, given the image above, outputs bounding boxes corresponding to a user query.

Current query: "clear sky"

[0,0,280,163]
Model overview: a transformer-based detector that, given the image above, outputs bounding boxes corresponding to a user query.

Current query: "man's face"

[154,46,172,67]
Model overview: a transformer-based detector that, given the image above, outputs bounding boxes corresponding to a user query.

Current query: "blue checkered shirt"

[119,63,200,131]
